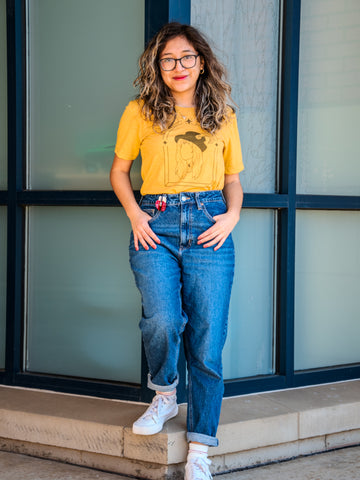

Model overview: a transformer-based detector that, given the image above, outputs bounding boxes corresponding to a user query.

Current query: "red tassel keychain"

[155,195,167,211]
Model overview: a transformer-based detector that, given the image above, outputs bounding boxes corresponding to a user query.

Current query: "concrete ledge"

[0,438,174,480]
[0,381,359,479]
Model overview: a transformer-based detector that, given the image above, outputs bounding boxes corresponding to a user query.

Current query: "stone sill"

[0,380,359,479]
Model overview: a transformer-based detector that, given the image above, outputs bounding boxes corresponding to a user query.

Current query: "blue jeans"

[129,191,235,447]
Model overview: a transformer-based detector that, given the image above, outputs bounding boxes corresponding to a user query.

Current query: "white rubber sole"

[132,404,179,435]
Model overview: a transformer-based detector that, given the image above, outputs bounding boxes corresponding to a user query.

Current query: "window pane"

[0,0,7,190]
[0,207,6,368]
[27,0,144,190]
[191,0,280,193]
[26,207,141,383]
[295,210,360,370]
[224,210,275,379]
[297,0,360,195]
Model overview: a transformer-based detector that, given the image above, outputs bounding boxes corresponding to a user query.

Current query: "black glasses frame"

[159,54,200,71]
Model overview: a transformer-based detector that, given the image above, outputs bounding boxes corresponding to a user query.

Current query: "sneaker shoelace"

[142,394,173,421]
[187,455,212,479]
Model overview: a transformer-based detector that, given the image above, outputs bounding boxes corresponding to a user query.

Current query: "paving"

[0,445,359,480]
[219,445,360,480]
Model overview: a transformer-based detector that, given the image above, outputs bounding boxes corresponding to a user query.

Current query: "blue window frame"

[1,0,359,402]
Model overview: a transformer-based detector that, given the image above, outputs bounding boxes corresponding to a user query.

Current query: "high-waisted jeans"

[129,190,235,446]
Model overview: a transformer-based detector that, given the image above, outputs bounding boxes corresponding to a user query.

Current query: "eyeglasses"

[159,54,200,71]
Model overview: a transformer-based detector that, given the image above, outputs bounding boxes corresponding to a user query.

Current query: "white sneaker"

[185,455,212,480]
[132,393,178,435]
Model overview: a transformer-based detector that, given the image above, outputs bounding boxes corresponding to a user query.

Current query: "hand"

[130,210,161,251]
[197,211,239,251]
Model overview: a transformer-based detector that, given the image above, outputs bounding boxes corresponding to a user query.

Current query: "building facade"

[0,0,359,403]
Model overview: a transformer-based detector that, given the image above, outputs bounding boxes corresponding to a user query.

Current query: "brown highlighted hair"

[134,22,233,133]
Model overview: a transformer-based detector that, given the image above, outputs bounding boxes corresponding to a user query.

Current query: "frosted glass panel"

[295,211,360,370]
[224,210,275,379]
[0,0,7,190]
[192,0,280,193]
[27,0,144,190]
[0,207,6,368]
[26,207,141,382]
[297,0,360,195]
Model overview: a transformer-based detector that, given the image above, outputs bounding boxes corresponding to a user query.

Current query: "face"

[159,36,204,105]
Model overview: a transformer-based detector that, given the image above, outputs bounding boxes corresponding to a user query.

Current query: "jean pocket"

[200,200,227,224]
[141,206,161,223]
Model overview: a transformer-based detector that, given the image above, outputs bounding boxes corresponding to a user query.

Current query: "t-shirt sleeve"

[223,111,244,174]
[114,101,141,160]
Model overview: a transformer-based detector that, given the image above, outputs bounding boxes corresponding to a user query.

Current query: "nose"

[174,59,185,71]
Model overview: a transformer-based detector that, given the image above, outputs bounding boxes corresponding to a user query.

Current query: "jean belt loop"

[194,192,202,210]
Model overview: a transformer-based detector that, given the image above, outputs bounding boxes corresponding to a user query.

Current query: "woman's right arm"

[110,154,160,251]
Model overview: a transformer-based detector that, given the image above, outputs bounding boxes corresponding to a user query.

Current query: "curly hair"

[134,22,234,134]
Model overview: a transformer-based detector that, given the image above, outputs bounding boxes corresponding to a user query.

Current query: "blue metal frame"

[16,191,289,209]
[276,0,301,388]
[4,0,25,384]
[1,0,360,401]
[296,195,360,210]
[169,0,190,24]
[13,192,360,210]
[145,0,190,44]
[145,0,169,43]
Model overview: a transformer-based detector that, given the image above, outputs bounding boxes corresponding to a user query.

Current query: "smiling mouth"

[173,75,188,80]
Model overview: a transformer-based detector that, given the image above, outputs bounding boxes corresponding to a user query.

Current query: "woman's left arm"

[197,173,243,250]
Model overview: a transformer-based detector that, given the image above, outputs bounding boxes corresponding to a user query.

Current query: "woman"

[110,22,244,480]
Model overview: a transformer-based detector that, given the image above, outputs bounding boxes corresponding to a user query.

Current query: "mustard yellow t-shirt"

[114,100,244,195]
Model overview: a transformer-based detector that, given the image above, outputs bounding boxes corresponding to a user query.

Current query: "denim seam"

[187,364,193,432]
[201,204,217,224]
[200,199,226,224]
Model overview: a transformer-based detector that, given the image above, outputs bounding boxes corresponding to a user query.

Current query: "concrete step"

[0,380,359,479]
[1,446,360,480]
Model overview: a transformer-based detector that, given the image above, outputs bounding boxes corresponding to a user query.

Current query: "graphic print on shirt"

[163,118,223,188]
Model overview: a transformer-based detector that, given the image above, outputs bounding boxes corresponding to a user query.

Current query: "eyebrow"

[161,49,195,57]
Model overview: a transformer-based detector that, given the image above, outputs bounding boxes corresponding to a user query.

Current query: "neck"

[176,103,195,108]
[173,92,196,108]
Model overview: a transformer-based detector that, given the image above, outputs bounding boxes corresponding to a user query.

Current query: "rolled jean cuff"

[147,373,179,392]
[187,432,219,447]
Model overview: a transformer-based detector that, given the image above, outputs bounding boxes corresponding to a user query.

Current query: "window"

[2,0,359,401]
[26,207,141,382]
[192,0,280,381]
[295,0,360,372]
[295,211,360,370]
[23,0,144,386]
[297,0,360,196]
